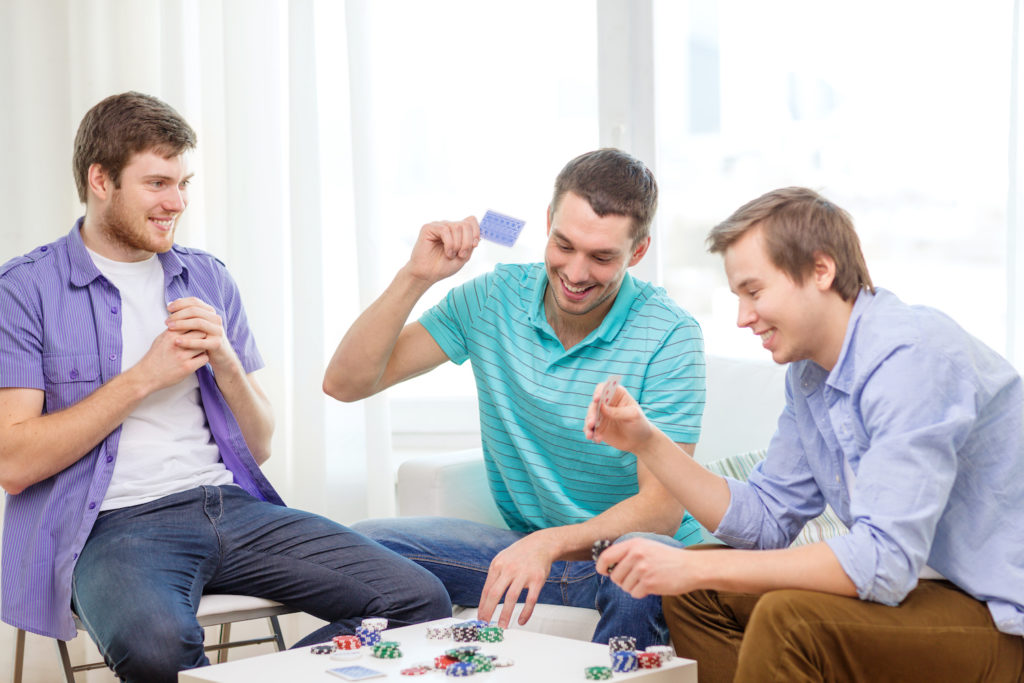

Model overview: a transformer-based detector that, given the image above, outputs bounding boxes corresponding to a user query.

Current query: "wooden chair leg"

[55,639,76,683]
[13,628,26,683]
[217,623,231,664]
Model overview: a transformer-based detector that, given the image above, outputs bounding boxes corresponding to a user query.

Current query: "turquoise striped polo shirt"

[419,262,706,543]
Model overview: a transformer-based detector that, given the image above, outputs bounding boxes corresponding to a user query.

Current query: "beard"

[99,189,176,255]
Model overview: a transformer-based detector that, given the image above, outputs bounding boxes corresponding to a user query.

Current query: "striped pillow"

[704,449,848,547]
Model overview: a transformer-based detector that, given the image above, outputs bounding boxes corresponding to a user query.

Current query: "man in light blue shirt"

[589,187,1024,682]
[323,149,706,648]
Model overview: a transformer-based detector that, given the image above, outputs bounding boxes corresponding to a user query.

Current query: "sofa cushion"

[703,449,848,547]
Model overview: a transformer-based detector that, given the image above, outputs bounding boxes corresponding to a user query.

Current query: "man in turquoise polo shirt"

[323,149,705,647]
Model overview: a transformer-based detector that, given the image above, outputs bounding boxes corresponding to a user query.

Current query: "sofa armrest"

[396,448,508,529]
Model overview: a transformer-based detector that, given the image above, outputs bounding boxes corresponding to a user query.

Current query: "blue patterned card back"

[479,210,526,247]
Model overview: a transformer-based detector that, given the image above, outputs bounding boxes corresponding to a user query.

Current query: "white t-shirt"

[87,248,234,511]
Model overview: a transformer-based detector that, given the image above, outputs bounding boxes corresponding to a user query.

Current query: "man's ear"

[86,163,112,202]
[546,204,553,235]
[813,251,837,291]
[628,236,651,266]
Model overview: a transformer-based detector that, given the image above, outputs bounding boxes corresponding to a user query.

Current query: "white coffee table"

[178,617,697,682]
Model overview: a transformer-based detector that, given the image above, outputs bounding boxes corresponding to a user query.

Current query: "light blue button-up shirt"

[715,288,1024,636]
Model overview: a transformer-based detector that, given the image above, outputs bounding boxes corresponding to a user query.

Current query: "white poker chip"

[330,650,362,660]
[491,657,514,667]
[645,645,675,661]
[361,617,388,631]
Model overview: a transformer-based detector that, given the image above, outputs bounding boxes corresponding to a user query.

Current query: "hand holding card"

[592,375,621,431]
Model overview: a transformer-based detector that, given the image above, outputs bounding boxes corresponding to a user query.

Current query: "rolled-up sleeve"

[714,374,827,549]
[826,347,972,605]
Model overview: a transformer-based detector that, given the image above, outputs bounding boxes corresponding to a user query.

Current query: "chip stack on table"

[371,641,403,659]
[584,665,614,680]
[479,210,526,246]
[608,635,636,652]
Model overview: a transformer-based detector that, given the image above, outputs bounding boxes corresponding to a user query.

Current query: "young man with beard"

[323,149,706,648]
[0,92,450,683]
[587,187,1024,682]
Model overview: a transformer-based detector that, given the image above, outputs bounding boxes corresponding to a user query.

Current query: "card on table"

[326,665,386,680]
[479,209,526,246]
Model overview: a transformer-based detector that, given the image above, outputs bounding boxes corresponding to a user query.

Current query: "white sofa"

[395,355,788,641]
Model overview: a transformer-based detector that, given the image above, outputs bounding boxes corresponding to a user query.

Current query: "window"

[653,1,1012,359]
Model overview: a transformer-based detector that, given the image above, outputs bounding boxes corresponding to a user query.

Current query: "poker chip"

[372,640,403,659]
[401,665,431,676]
[445,646,480,661]
[637,651,662,668]
[356,625,382,646]
[645,645,675,662]
[330,650,361,661]
[434,654,459,669]
[491,657,514,668]
[477,626,504,643]
[468,654,494,673]
[309,644,334,655]
[584,666,613,680]
[445,661,477,677]
[608,635,636,652]
[332,635,361,650]
[361,617,388,632]
[426,625,453,640]
[611,650,638,673]
[591,539,611,563]
[451,625,479,642]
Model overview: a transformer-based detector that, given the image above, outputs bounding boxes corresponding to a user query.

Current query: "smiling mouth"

[150,217,175,230]
[561,278,594,300]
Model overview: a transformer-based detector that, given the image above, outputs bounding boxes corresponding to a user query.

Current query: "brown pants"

[663,581,1024,683]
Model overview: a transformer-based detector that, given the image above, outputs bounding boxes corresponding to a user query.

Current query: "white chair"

[12,594,297,683]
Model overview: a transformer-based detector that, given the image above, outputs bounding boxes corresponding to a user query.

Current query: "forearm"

[693,542,857,597]
[634,429,732,533]
[323,267,433,401]
[0,371,151,494]
[211,363,274,465]
[544,488,686,562]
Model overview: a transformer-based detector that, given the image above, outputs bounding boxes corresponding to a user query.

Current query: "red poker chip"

[401,666,430,676]
[333,635,361,650]
[434,654,459,669]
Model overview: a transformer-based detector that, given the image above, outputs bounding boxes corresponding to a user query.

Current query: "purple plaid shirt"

[0,219,284,639]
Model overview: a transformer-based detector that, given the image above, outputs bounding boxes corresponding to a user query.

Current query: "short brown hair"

[73,91,197,203]
[550,148,658,244]
[706,187,874,301]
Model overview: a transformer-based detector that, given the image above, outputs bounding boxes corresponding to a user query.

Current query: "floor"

[2,612,326,682]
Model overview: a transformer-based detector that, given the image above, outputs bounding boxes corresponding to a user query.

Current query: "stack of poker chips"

[445,661,476,677]
[356,619,386,647]
[611,649,638,673]
[608,635,636,653]
[332,634,361,651]
[426,624,453,640]
[584,665,613,680]
[477,626,504,643]
[645,645,674,663]
[637,651,662,669]
[371,640,402,659]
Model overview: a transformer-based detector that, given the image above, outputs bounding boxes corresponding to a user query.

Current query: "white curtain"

[0,0,387,523]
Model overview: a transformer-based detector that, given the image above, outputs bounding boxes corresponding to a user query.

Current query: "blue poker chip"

[445,661,477,677]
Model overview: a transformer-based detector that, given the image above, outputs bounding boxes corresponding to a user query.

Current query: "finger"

[517,581,542,626]
[166,297,212,313]
[454,218,479,258]
[497,579,524,628]
[477,571,505,623]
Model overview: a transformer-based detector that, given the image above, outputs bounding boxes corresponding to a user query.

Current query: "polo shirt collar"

[527,263,637,346]
[67,216,187,287]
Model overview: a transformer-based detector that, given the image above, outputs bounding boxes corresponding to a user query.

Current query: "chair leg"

[268,616,286,651]
[217,623,231,664]
[13,628,26,683]
[55,639,76,683]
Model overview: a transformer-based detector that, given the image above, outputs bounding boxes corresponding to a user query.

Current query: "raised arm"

[323,217,478,401]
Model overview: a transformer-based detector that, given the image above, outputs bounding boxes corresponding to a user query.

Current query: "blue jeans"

[71,485,451,683]
[351,516,683,649]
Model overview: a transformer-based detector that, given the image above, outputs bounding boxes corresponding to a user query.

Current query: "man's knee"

[95,615,206,683]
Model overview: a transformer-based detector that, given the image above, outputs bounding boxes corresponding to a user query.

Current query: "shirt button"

[106,455,114,463]
[110,306,118,314]
[108,354,116,361]
[835,475,840,482]
[73,552,78,560]
[40,246,48,252]
[69,369,78,380]
[88,502,96,509]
